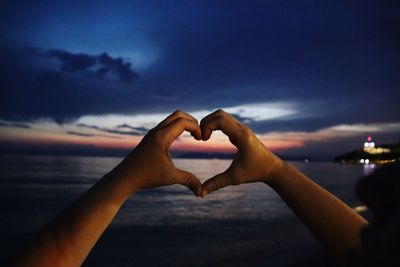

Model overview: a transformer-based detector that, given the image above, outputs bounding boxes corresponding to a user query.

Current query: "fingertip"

[194,184,202,197]
[190,132,199,140]
[201,129,212,141]
[193,129,202,140]
[192,187,201,197]
[201,182,212,197]
[187,174,202,197]
[201,190,208,198]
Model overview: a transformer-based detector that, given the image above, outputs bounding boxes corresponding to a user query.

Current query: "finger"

[201,118,243,147]
[199,109,224,135]
[200,109,240,141]
[157,110,199,129]
[176,169,202,197]
[201,171,231,197]
[161,117,202,145]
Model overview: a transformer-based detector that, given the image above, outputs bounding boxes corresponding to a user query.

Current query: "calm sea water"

[0,155,375,266]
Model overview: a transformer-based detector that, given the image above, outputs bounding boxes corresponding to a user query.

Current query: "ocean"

[0,155,373,266]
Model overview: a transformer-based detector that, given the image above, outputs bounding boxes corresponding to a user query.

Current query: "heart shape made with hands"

[167,109,280,198]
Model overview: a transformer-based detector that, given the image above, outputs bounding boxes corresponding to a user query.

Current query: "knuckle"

[185,176,192,186]
[241,126,253,137]
[240,127,254,143]
[175,117,186,124]
[215,109,225,115]
[173,109,184,116]
[192,117,199,124]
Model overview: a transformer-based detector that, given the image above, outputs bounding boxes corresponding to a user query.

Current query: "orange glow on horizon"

[0,127,302,153]
[0,121,320,154]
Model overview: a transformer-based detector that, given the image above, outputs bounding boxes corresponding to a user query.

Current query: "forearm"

[267,161,368,261]
[13,111,202,267]
[14,171,137,267]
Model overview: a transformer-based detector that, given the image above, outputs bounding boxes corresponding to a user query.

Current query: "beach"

[0,155,370,266]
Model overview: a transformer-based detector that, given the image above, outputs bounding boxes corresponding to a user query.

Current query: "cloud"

[72,103,301,134]
[66,130,122,139]
[116,123,149,134]
[0,45,147,122]
[223,102,298,122]
[66,131,96,137]
[257,122,400,159]
[76,123,147,136]
[0,1,399,137]
[47,49,138,83]
[0,121,31,129]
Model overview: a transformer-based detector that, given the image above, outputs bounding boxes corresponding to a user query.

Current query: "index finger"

[157,110,198,129]
[161,117,202,146]
[200,109,243,144]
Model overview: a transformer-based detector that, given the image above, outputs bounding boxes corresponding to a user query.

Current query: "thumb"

[176,169,202,197]
[201,171,230,197]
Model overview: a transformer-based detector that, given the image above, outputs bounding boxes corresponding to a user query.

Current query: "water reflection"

[0,156,368,227]
[363,163,376,176]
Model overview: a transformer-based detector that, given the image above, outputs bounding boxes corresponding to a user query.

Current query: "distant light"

[367,136,372,142]
[360,159,365,164]
[370,142,375,148]
[353,205,368,213]
[365,159,370,164]
[364,142,369,147]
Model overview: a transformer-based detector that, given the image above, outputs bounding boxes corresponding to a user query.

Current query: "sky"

[0,0,399,159]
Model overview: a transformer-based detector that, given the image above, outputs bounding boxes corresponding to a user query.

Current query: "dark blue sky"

[0,0,399,158]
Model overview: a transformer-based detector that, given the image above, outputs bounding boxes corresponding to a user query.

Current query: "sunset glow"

[1,1,399,159]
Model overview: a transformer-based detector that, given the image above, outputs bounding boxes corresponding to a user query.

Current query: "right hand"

[200,109,284,197]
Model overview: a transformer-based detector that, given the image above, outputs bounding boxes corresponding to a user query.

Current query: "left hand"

[109,110,203,197]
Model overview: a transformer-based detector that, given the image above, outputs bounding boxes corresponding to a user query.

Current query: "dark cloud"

[66,130,122,139]
[0,45,146,122]
[76,123,147,136]
[75,123,102,131]
[117,123,149,133]
[66,131,96,137]
[0,121,31,129]
[47,49,138,84]
[0,0,399,136]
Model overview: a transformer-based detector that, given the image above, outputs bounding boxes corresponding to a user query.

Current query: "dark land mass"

[334,142,400,164]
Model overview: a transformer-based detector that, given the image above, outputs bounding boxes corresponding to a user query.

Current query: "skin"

[14,110,203,267]
[200,109,369,262]
[14,109,369,266]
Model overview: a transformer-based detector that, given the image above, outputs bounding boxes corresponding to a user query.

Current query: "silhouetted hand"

[110,110,203,197]
[200,109,284,197]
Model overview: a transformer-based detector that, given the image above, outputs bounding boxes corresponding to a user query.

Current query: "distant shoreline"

[334,142,400,165]
[0,150,328,163]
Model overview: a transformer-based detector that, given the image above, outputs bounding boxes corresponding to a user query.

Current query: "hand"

[110,110,203,197]
[200,109,284,197]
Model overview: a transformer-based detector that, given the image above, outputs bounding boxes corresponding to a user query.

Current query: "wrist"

[262,158,287,186]
[105,167,142,203]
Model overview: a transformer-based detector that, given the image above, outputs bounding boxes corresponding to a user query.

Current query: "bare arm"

[200,109,368,262]
[268,161,368,260]
[14,110,202,267]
